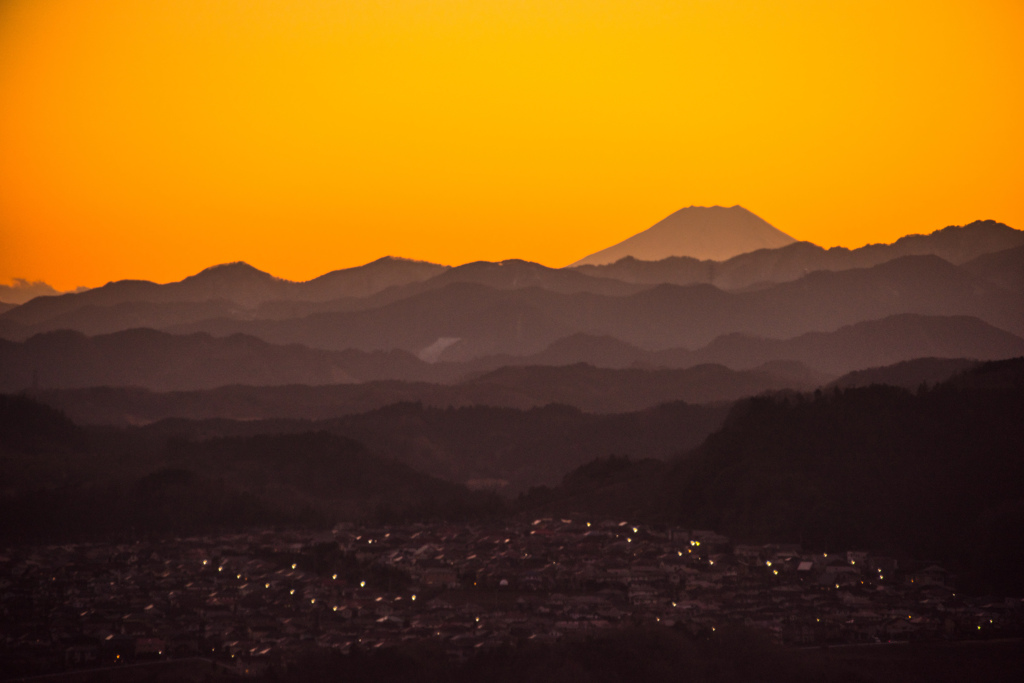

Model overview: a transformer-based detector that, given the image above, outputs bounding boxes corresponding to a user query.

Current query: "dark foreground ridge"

[2,359,1023,680]
[519,358,1024,595]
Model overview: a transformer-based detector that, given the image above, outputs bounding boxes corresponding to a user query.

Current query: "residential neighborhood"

[2,520,1020,679]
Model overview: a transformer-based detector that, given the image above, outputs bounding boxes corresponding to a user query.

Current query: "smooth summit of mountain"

[572,205,796,266]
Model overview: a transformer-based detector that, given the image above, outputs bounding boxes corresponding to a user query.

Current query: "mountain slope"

[961,244,1024,293]
[33,360,811,426]
[160,255,1023,358]
[0,395,498,540]
[518,359,1024,594]
[670,314,1024,375]
[573,205,796,265]
[573,220,1024,290]
[0,329,453,392]
[0,257,447,333]
[449,313,1023,377]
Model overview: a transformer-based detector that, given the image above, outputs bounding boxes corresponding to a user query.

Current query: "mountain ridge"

[573,220,1024,290]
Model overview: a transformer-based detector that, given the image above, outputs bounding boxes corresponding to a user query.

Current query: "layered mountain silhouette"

[2,214,1021,415]
[2,218,1021,353]
[0,329,450,391]
[6,313,1019,395]
[573,220,1024,290]
[830,357,982,390]
[32,361,813,425]
[517,359,1024,593]
[0,256,446,335]
[0,395,500,538]
[962,244,1024,292]
[572,205,796,265]
[6,207,1024,598]
[457,314,1024,377]
[157,255,1024,357]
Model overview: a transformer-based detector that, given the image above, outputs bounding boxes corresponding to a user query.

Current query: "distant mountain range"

[572,205,796,265]
[31,362,812,427]
[1,215,1021,403]
[572,219,1024,290]
[154,255,1023,358]
[0,256,446,330]
[461,314,1024,377]
[4,313,1020,394]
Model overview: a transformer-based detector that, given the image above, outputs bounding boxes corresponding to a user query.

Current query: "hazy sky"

[1,0,1022,290]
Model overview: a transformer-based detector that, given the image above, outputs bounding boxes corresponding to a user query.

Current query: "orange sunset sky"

[1,0,1022,291]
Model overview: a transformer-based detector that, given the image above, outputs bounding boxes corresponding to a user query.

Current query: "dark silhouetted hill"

[456,363,819,411]
[136,400,730,492]
[32,360,808,426]
[961,244,1024,293]
[519,358,1024,593]
[830,358,981,390]
[0,395,500,541]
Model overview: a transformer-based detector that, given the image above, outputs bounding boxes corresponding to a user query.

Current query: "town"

[2,519,1020,679]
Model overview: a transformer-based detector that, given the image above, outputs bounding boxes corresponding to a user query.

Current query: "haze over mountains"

[1,211,1021,413]
[4,209,1024,600]
[4,313,1022,395]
